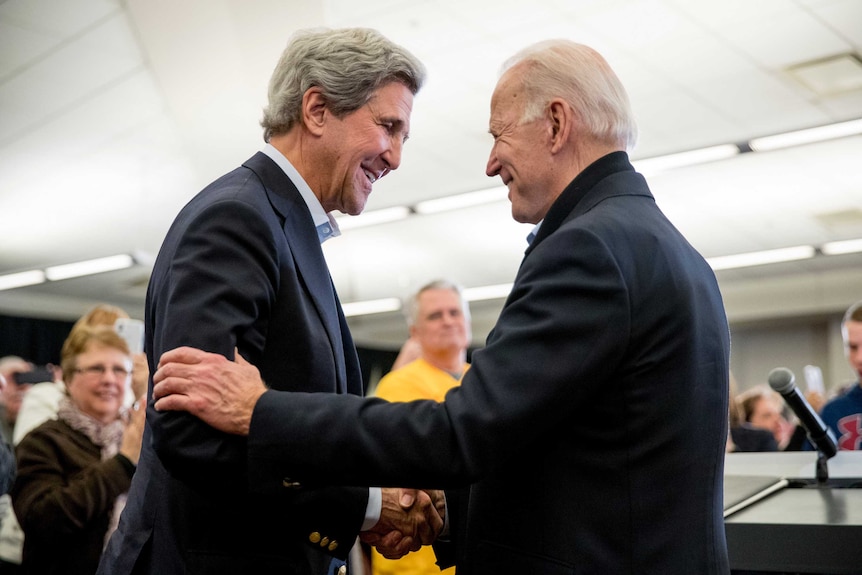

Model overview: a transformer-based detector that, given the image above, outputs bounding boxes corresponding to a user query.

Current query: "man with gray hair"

[384,279,472,396]
[151,39,731,573]
[370,280,470,575]
[99,27,437,575]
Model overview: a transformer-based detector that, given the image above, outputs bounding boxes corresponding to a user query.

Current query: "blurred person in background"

[0,373,14,495]
[0,358,35,446]
[13,304,147,445]
[2,306,146,574]
[819,300,862,450]
[370,279,470,575]
[389,337,423,372]
[11,326,145,575]
[738,385,794,450]
[0,356,35,574]
[727,374,777,453]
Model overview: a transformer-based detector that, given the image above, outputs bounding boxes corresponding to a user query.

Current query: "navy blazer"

[98,152,367,575]
[243,152,731,574]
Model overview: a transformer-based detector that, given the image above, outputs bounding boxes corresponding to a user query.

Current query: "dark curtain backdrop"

[0,314,75,366]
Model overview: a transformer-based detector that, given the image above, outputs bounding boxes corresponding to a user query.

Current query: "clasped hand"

[361,488,445,559]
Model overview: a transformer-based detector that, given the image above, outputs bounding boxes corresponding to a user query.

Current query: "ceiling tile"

[810,0,862,49]
[706,5,852,69]
[0,0,117,35]
[0,21,56,79]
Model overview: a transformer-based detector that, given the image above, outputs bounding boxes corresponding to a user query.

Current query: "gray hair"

[261,27,426,141]
[500,40,637,151]
[404,279,470,327]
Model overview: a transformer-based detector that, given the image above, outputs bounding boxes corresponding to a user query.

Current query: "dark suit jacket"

[98,152,367,575]
[190,152,732,574]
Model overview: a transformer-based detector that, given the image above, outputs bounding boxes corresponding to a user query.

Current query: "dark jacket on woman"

[11,419,134,575]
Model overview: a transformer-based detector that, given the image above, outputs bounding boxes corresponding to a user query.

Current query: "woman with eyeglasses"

[10,325,145,575]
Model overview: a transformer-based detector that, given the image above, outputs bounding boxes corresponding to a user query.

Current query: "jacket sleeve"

[245,225,630,487]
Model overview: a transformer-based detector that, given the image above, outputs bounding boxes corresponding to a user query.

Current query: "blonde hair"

[737,385,783,423]
[71,304,128,332]
[61,326,130,384]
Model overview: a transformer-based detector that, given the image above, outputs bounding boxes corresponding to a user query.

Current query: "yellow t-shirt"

[370,358,467,575]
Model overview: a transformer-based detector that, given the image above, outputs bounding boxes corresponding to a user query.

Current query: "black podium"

[724,452,862,574]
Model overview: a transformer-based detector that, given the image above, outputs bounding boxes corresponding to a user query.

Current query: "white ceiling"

[1,0,862,347]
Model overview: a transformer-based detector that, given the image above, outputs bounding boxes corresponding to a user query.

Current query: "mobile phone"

[803,364,825,395]
[114,318,145,355]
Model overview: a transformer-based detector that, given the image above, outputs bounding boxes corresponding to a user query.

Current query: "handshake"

[361,487,446,559]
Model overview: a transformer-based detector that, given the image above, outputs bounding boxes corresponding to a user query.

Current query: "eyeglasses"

[73,365,131,379]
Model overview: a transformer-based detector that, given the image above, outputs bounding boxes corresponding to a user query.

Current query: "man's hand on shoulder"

[153,347,267,436]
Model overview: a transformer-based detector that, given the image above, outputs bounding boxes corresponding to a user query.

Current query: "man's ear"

[547,99,573,154]
[302,87,328,136]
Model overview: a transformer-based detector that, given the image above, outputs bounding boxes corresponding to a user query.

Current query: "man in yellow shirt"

[371,280,471,574]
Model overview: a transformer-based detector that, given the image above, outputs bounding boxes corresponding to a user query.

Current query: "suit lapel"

[243,153,348,393]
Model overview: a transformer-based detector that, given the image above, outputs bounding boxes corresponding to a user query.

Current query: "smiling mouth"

[363,168,379,184]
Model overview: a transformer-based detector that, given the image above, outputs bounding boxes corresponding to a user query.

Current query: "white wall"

[729,312,856,398]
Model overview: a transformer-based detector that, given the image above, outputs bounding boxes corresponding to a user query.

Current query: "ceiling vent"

[786,53,862,96]
[814,208,862,233]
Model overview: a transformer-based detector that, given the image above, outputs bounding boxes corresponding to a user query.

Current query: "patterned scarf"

[57,396,127,547]
[57,396,124,458]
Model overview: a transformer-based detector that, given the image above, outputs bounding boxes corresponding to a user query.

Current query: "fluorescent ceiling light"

[336,206,411,230]
[0,270,46,291]
[45,254,135,281]
[821,238,862,255]
[633,144,739,176]
[749,119,862,152]
[341,297,402,317]
[707,246,816,271]
[463,283,513,302]
[414,187,508,215]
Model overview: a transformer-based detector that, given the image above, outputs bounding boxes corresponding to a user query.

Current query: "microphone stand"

[815,450,830,485]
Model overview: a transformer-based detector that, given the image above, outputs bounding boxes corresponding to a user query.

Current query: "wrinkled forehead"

[490,69,530,122]
[491,69,521,107]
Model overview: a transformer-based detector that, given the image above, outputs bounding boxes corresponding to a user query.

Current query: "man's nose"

[383,138,403,173]
[486,147,501,178]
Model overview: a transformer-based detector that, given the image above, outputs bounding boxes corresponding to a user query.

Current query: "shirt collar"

[527,220,543,245]
[262,144,341,244]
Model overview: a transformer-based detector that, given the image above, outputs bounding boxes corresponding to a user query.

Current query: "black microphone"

[768,367,837,458]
